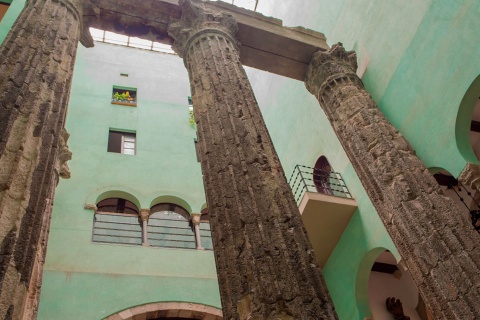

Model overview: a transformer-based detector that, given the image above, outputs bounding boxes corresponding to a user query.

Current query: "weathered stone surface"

[0,0,84,318]
[458,163,480,230]
[21,173,56,320]
[84,0,327,80]
[169,1,337,319]
[54,128,72,181]
[305,43,480,319]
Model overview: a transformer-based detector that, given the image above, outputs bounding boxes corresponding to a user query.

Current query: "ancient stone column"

[22,127,72,320]
[0,0,92,318]
[168,1,337,319]
[305,43,480,319]
[191,213,203,250]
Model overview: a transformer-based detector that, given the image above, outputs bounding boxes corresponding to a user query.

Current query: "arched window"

[147,203,195,249]
[199,208,213,250]
[96,197,139,215]
[93,198,142,245]
[313,156,333,195]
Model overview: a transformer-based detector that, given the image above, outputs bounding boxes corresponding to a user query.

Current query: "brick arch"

[104,302,222,320]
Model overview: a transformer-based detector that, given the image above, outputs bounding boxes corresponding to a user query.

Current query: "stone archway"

[104,302,222,320]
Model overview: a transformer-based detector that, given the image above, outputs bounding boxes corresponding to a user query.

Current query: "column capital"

[32,0,94,47]
[139,209,151,222]
[305,43,358,95]
[458,163,480,188]
[54,128,72,182]
[167,0,238,58]
[190,213,202,225]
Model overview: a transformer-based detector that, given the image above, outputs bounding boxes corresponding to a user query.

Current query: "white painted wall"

[368,253,421,320]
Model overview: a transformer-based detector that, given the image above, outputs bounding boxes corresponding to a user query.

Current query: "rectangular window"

[0,1,11,22]
[108,130,136,155]
[112,86,137,106]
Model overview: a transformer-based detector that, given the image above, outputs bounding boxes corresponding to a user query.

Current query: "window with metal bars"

[93,198,142,246]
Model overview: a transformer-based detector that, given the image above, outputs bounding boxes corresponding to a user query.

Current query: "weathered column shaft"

[306,44,480,319]
[169,1,337,319]
[0,0,88,317]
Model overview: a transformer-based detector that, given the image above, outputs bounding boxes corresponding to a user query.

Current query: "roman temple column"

[0,0,92,318]
[168,1,337,319]
[305,43,480,319]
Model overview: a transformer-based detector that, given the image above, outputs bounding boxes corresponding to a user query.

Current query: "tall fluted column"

[0,0,91,318]
[306,43,480,319]
[168,1,337,319]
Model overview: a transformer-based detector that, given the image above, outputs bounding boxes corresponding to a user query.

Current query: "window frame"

[108,130,136,155]
[111,85,138,107]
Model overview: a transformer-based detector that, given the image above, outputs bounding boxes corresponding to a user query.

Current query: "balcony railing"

[288,165,352,203]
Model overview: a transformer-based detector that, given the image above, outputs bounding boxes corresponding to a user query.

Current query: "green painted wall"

[256,0,480,177]
[1,1,477,319]
[37,43,220,319]
[248,0,480,319]
[0,0,24,44]
[245,67,399,320]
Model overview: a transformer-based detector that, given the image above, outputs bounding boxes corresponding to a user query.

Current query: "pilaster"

[0,0,87,317]
[169,1,337,318]
[306,43,480,319]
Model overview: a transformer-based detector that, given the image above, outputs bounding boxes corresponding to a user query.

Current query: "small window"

[199,208,213,250]
[188,96,195,127]
[0,2,10,22]
[112,86,137,106]
[150,203,189,219]
[108,130,136,155]
[313,156,333,195]
[97,198,139,215]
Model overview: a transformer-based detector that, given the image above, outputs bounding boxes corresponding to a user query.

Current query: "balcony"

[289,165,358,267]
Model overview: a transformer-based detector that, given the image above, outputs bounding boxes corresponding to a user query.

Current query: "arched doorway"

[432,168,480,231]
[104,302,222,320]
[366,251,430,320]
[313,156,333,195]
[455,75,480,163]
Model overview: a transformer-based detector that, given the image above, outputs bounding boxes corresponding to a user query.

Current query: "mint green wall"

[38,43,220,319]
[3,1,477,319]
[246,68,399,320]
[248,0,480,319]
[256,0,480,177]
[0,0,25,44]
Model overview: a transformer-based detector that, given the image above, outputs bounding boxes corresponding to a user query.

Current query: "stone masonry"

[168,0,337,319]
[306,43,480,319]
[0,0,90,318]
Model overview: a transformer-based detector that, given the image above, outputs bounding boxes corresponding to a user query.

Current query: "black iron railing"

[288,165,352,203]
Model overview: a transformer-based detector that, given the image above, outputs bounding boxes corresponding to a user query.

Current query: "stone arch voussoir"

[103,302,223,320]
